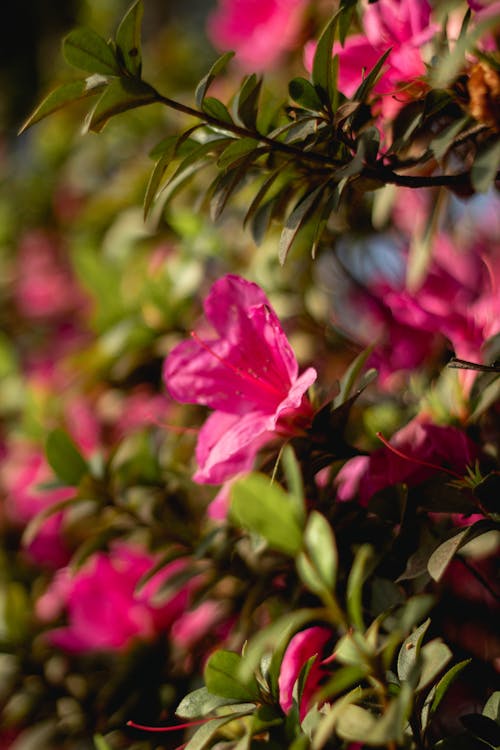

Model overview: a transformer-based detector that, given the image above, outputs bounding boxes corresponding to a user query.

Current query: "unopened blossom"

[164,275,317,484]
[207,0,307,71]
[278,626,332,721]
[304,0,437,119]
[36,545,195,652]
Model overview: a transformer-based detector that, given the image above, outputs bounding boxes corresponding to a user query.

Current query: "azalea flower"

[36,545,196,652]
[304,0,437,119]
[207,0,307,71]
[164,275,317,484]
[336,419,480,507]
[278,626,332,721]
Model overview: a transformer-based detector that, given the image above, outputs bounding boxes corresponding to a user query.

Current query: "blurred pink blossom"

[304,0,437,119]
[207,0,307,71]
[336,418,480,507]
[14,230,84,320]
[0,443,73,567]
[36,546,195,652]
[164,275,316,484]
[278,626,332,721]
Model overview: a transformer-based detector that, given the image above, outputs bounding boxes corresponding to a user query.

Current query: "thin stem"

[150,87,500,190]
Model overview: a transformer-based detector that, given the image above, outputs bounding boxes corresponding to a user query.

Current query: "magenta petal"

[194,411,272,484]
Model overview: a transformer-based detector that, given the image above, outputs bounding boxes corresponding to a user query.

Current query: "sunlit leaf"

[63,27,119,75]
[19,77,107,133]
[115,0,143,77]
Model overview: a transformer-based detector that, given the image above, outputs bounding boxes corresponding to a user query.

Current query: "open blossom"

[36,545,196,652]
[278,626,332,721]
[207,0,307,71]
[305,0,437,119]
[336,419,480,507]
[164,275,316,484]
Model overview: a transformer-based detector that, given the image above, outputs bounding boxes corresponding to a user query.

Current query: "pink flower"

[304,0,437,119]
[278,626,332,721]
[336,419,480,506]
[0,443,73,567]
[164,275,316,484]
[36,545,195,652]
[207,0,307,71]
[14,230,85,320]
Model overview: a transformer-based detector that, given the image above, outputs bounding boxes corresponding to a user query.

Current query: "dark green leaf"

[230,473,303,555]
[339,0,357,45]
[430,116,471,160]
[289,77,323,110]
[234,74,262,129]
[427,520,496,582]
[85,77,157,132]
[461,714,500,746]
[353,49,391,103]
[347,544,374,631]
[19,77,107,133]
[176,687,242,719]
[184,713,253,750]
[471,140,500,193]
[243,167,286,230]
[63,27,119,75]
[217,138,260,170]
[316,665,369,703]
[428,659,471,718]
[209,159,252,221]
[204,650,260,701]
[115,0,143,77]
[312,12,340,110]
[46,428,88,485]
[202,96,234,124]
[195,51,235,108]
[279,185,324,264]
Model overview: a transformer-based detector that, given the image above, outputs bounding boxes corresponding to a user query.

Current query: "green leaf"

[202,96,234,124]
[311,12,340,110]
[303,511,338,592]
[471,140,500,193]
[46,428,88,486]
[315,664,370,703]
[230,473,303,555]
[84,77,157,132]
[289,77,323,110]
[217,138,260,170]
[281,445,306,524]
[234,74,262,129]
[427,520,496,582]
[336,683,413,746]
[461,714,500,747]
[184,713,253,750]
[425,659,471,722]
[346,544,374,631]
[18,77,107,133]
[209,160,253,221]
[417,639,452,692]
[93,735,112,750]
[397,618,430,682]
[204,650,260,701]
[243,167,285,229]
[63,28,119,75]
[353,49,391,103]
[195,51,235,107]
[176,687,242,719]
[483,692,500,723]
[336,346,375,406]
[279,185,325,265]
[115,0,143,77]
